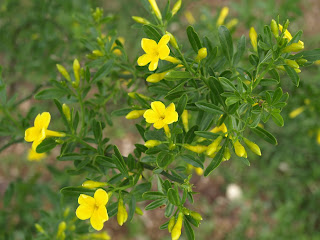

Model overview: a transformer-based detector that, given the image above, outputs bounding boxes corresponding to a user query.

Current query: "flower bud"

[135,207,144,215]
[181,110,189,132]
[296,58,308,65]
[125,110,146,119]
[223,147,231,161]
[225,18,238,29]
[282,42,304,53]
[164,56,181,64]
[195,167,203,176]
[117,199,128,226]
[249,27,258,52]
[233,140,246,158]
[56,64,71,82]
[171,0,181,16]
[289,106,305,118]
[144,140,161,148]
[217,7,229,26]
[195,48,207,62]
[166,31,179,49]
[317,129,320,145]
[243,138,261,156]
[183,144,207,154]
[171,212,183,240]
[284,59,299,69]
[127,92,150,100]
[82,180,107,189]
[146,71,168,83]
[62,103,71,122]
[270,19,279,38]
[148,0,162,20]
[35,223,45,233]
[206,136,223,156]
[63,207,70,218]
[57,221,66,240]
[92,50,104,57]
[132,16,151,25]
[190,211,203,221]
[73,59,81,87]
[184,11,195,25]
[168,216,175,233]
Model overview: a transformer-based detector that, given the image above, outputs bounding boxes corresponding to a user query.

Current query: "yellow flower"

[117,199,128,226]
[278,24,304,46]
[217,7,229,26]
[137,35,171,71]
[249,27,258,52]
[27,148,47,161]
[76,189,109,231]
[25,112,65,151]
[143,101,178,129]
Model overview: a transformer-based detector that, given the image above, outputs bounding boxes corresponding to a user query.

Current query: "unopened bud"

[284,59,299,69]
[144,140,161,148]
[135,207,143,215]
[164,56,181,64]
[172,0,181,16]
[146,71,168,83]
[217,7,229,26]
[317,129,320,145]
[73,59,80,87]
[132,16,151,25]
[243,138,261,156]
[183,144,207,154]
[171,212,183,240]
[181,110,189,132]
[148,0,162,20]
[168,216,175,233]
[223,147,231,161]
[296,58,308,65]
[289,106,305,118]
[63,207,70,218]
[233,140,246,158]
[206,136,223,156]
[225,18,238,29]
[82,180,107,189]
[62,103,71,122]
[92,50,104,57]
[249,27,258,52]
[271,19,279,38]
[117,199,128,226]
[190,211,203,221]
[35,223,45,233]
[282,42,304,53]
[166,31,179,49]
[56,64,71,82]
[125,110,146,119]
[195,48,207,62]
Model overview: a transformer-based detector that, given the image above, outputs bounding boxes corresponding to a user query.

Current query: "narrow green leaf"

[164,71,193,81]
[36,138,57,153]
[284,65,300,87]
[145,199,167,210]
[218,26,233,64]
[143,191,166,200]
[251,126,277,145]
[204,146,224,176]
[167,188,180,206]
[184,220,195,240]
[187,26,202,53]
[35,88,67,100]
[176,94,188,116]
[195,102,224,115]
[92,60,113,82]
[143,25,162,42]
[233,35,246,65]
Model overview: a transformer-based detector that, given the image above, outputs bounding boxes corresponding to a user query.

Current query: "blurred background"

[0,0,320,239]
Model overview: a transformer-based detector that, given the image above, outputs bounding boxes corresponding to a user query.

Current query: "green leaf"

[225,96,240,106]
[284,65,300,87]
[233,35,246,66]
[205,77,226,107]
[180,155,204,169]
[157,152,174,169]
[143,25,162,42]
[36,138,57,153]
[239,157,250,166]
[195,102,224,115]
[194,131,220,140]
[35,88,67,100]
[251,126,277,145]
[92,60,113,83]
[60,187,95,196]
[204,146,224,176]
[92,120,102,142]
[143,191,166,200]
[164,71,193,81]
[145,199,167,210]
[167,188,180,206]
[272,87,283,104]
[128,195,136,222]
[176,94,188,116]
[219,77,238,92]
[271,111,284,127]
[111,108,132,116]
[184,220,195,240]
[95,155,116,168]
[186,26,202,53]
[113,146,129,177]
[218,26,233,64]
[58,153,84,161]
[292,48,320,62]
[4,182,14,207]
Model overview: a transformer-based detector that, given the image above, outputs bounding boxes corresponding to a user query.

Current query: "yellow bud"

[315,60,320,65]
[63,207,70,218]
[146,71,168,83]
[195,48,207,62]
[296,58,308,65]
[144,140,161,148]
[206,136,223,156]
[317,129,320,145]
[181,110,189,132]
[57,221,66,239]
[223,147,231,161]
[184,11,195,25]
[168,217,175,233]
[92,50,104,57]
[249,27,258,52]
[117,199,128,226]
[233,140,246,158]
[82,180,107,189]
[56,64,71,82]
[270,19,279,38]
[294,68,301,73]
[166,31,179,49]
[217,7,229,26]
[135,207,144,215]
[148,0,162,20]
[282,42,304,53]
[225,18,238,29]
[164,56,181,64]
[171,212,183,240]
[73,59,81,87]
[243,138,261,156]
[35,223,45,233]
[284,59,299,69]
[289,106,305,118]
[62,103,71,122]
[183,144,207,154]
[190,211,203,221]
[171,0,182,16]
[125,110,146,119]
[132,16,151,25]
[194,167,203,176]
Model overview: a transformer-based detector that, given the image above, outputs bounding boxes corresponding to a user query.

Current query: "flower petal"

[137,54,152,66]
[153,120,165,129]
[159,45,170,60]
[94,189,108,206]
[143,109,160,123]
[78,194,95,205]
[97,205,109,222]
[76,204,94,220]
[158,34,170,47]
[90,208,105,231]
[148,57,159,71]
[25,127,39,142]
[151,101,165,116]
[34,112,51,129]
[163,103,178,124]
[141,38,158,54]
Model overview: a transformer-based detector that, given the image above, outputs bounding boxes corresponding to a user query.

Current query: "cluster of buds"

[56,59,82,88]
